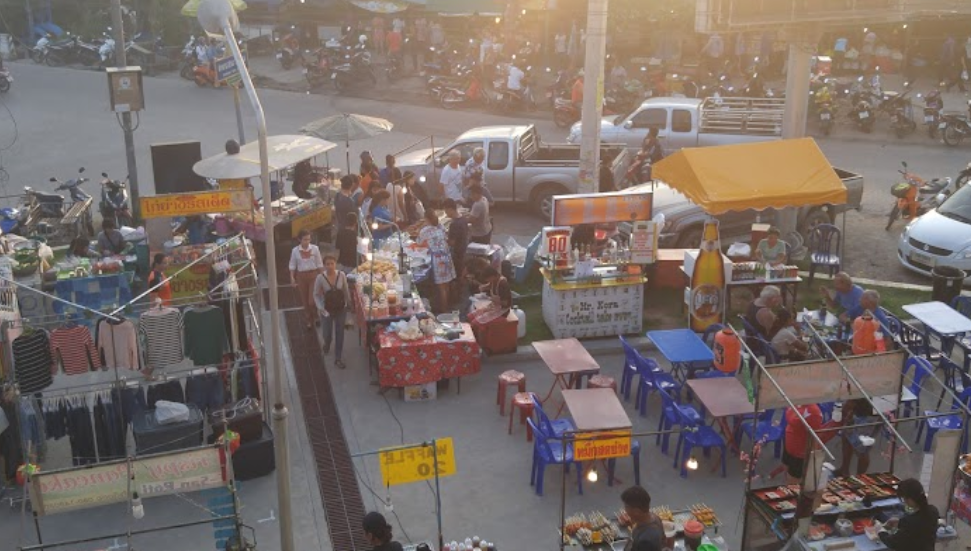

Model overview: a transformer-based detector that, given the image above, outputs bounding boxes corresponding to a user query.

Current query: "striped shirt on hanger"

[12,330,53,393]
[139,307,184,368]
[50,325,102,375]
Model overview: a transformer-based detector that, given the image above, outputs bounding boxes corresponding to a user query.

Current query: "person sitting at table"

[745,285,782,337]
[67,236,99,260]
[96,219,132,256]
[769,310,809,362]
[469,266,512,326]
[754,226,786,266]
[819,272,865,323]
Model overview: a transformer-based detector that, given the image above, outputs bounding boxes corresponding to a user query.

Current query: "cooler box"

[133,405,204,454]
[232,422,276,480]
[471,312,518,355]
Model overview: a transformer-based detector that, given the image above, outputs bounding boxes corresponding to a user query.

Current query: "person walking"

[942,35,966,92]
[439,150,464,203]
[462,147,495,205]
[315,255,350,368]
[289,229,324,330]
[418,209,455,313]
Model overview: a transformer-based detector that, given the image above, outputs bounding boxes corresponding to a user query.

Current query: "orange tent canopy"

[651,138,847,215]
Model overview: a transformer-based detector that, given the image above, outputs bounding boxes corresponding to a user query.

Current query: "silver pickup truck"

[630,167,865,247]
[567,96,785,152]
[396,125,630,219]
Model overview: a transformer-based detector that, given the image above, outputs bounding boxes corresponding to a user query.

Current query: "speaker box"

[150,141,207,195]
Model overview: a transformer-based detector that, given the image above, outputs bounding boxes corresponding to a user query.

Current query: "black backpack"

[322,273,346,315]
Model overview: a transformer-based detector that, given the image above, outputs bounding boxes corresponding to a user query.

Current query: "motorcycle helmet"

[358,34,367,44]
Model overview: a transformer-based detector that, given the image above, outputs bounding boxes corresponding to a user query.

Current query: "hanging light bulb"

[385,482,394,512]
[586,466,599,483]
[131,492,145,519]
[372,222,379,230]
[495,16,502,24]
[686,456,699,471]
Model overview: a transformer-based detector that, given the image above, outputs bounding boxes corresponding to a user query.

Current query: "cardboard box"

[403,382,437,402]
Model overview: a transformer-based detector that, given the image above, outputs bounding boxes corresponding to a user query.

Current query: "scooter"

[193,60,219,87]
[179,35,199,80]
[21,167,95,242]
[440,73,490,110]
[816,99,834,135]
[921,89,944,138]
[850,96,875,133]
[276,31,300,70]
[886,161,953,230]
[303,48,330,89]
[31,34,51,64]
[877,84,916,138]
[99,172,132,228]
[942,100,971,147]
[98,29,115,69]
[0,68,11,93]
[331,50,376,94]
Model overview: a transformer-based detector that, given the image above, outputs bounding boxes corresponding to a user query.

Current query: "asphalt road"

[2,61,970,284]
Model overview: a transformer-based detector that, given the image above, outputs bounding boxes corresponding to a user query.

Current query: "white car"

[897,184,971,280]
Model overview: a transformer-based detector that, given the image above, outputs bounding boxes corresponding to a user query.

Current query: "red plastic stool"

[497,370,526,416]
[508,392,536,441]
[588,375,618,393]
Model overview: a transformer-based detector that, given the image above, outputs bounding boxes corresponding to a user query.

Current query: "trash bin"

[931,266,966,304]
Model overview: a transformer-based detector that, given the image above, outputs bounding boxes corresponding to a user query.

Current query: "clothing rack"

[0,274,123,323]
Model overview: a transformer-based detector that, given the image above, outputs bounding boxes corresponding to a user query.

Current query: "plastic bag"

[504,236,527,268]
[155,400,190,425]
[727,242,751,257]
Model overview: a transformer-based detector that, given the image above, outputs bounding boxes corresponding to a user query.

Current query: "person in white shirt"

[507,63,525,91]
[769,310,809,362]
[289,229,324,330]
[439,150,464,202]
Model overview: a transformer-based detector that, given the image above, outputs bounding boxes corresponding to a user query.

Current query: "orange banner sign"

[141,190,253,219]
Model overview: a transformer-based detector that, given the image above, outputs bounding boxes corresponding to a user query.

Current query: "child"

[336,212,359,273]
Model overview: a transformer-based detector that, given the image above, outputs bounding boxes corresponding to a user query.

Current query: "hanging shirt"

[50,325,102,375]
[183,306,228,366]
[139,308,185,368]
[12,331,53,393]
[96,318,140,370]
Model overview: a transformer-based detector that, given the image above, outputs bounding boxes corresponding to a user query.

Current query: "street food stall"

[192,135,338,256]
[650,138,849,330]
[539,190,656,339]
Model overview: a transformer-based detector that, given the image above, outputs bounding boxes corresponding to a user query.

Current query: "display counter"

[561,504,726,550]
[217,194,332,244]
[540,266,647,339]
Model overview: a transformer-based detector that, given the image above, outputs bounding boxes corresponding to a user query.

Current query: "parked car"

[566,96,785,152]
[897,183,971,281]
[629,167,864,247]
[395,125,630,219]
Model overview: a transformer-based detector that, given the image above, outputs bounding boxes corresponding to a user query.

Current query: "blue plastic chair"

[917,387,971,454]
[807,224,842,285]
[951,295,971,320]
[607,440,642,487]
[898,320,939,361]
[530,393,575,438]
[819,402,836,422]
[514,232,542,285]
[736,409,786,459]
[619,336,652,402]
[526,418,583,496]
[665,388,728,478]
[656,384,703,455]
[701,323,726,348]
[755,336,780,365]
[635,354,682,417]
[902,357,934,419]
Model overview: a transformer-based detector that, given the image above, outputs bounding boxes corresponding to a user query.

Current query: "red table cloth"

[377,323,481,387]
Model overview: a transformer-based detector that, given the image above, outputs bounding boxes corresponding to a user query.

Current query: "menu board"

[629,220,657,264]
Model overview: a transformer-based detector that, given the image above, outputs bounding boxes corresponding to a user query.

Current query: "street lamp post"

[110,0,141,221]
[196,2,293,551]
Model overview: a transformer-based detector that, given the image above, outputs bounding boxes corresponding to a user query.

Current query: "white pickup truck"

[567,96,786,152]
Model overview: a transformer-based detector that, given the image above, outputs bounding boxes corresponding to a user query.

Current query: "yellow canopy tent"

[651,138,846,215]
[181,0,247,17]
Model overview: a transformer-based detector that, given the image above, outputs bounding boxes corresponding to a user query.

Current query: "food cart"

[539,190,655,339]
[650,138,850,330]
[191,135,338,257]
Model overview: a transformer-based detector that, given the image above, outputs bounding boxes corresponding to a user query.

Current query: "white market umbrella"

[300,113,394,174]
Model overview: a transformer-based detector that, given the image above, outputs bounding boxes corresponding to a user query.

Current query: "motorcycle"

[885,161,954,230]
[180,35,199,80]
[331,50,376,94]
[877,84,916,138]
[0,68,11,93]
[743,72,766,98]
[276,31,300,70]
[921,89,944,139]
[98,29,115,69]
[546,69,571,107]
[72,36,102,67]
[849,95,875,133]
[31,34,51,64]
[941,100,971,147]
[426,65,473,102]
[193,60,219,87]
[440,73,490,110]
[816,99,835,136]
[21,167,95,242]
[303,48,330,89]
[495,67,535,113]
[99,172,133,228]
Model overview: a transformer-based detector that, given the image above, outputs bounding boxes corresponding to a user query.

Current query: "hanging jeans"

[185,373,225,414]
[66,405,96,466]
[111,386,147,427]
[94,397,126,461]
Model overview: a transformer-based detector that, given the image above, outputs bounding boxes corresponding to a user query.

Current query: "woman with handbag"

[314,255,351,368]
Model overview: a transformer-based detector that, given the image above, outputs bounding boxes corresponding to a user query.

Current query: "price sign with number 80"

[541,226,573,258]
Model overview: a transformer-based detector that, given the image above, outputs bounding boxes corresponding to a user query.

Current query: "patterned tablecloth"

[376,323,481,388]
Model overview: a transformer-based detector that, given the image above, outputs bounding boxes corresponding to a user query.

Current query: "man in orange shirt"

[571,70,584,108]
[387,27,402,61]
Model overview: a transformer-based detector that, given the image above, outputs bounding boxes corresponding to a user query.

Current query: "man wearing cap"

[754,226,786,266]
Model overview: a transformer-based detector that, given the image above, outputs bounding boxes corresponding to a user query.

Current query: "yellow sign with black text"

[573,430,632,461]
[379,438,456,487]
[290,206,332,238]
[141,189,253,219]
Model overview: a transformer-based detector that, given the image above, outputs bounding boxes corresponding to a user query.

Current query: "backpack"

[322,272,346,315]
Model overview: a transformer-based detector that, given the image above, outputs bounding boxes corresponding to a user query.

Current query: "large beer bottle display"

[690,219,725,332]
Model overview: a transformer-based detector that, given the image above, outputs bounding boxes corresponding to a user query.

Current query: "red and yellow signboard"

[141,189,253,219]
[572,430,632,461]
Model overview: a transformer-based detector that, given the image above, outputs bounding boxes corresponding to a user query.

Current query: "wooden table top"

[686,377,755,418]
[532,338,601,376]
[562,389,632,432]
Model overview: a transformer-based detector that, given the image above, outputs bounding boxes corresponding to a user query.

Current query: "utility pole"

[577,0,608,194]
[196,2,293,551]
[110,0,141,221]
[777,32,816,239]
